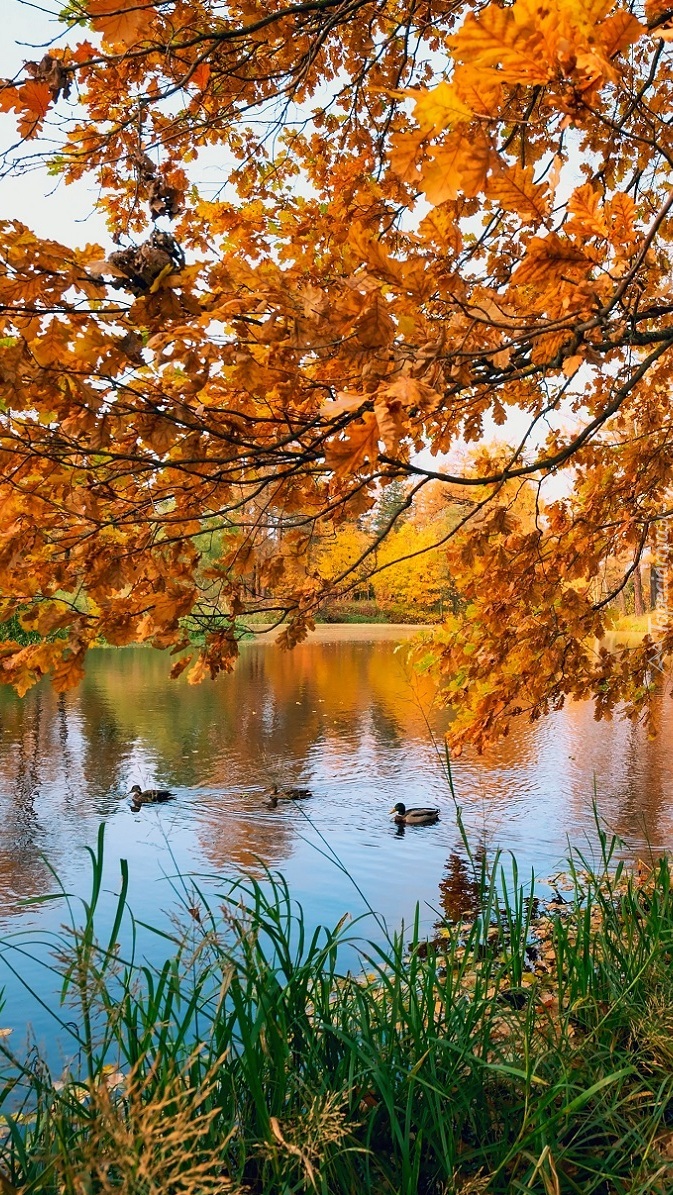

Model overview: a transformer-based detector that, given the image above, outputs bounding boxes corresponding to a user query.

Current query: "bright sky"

[1,0,108,244]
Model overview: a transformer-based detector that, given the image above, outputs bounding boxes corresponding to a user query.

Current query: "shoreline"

[238,622,428,644]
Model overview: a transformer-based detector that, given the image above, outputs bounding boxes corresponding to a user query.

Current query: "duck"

[265,785,312,808]
[129,784,174,808]
[390,802,439,826]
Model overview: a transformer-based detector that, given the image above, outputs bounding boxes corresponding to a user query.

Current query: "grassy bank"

[1,828,673,1194]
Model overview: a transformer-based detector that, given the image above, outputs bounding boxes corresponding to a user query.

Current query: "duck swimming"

[390,802,439,826]
[129,785,174,808]
[265,785,312,808]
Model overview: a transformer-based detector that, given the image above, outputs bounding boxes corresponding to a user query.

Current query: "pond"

[0,625,672,1046]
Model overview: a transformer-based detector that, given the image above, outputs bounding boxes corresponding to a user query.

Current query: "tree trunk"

[617,588,626,616]
[634,565,645,617]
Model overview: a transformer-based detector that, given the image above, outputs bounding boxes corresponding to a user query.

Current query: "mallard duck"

[129,784,174,808]
[390,802,439,826]
[265,785,312,808]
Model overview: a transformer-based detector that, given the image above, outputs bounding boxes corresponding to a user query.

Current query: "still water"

[0,626,671,1043]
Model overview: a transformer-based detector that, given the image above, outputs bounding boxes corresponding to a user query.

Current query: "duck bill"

[388,808,398,816]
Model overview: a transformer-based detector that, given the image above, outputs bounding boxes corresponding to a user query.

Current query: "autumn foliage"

[0,0,672,746]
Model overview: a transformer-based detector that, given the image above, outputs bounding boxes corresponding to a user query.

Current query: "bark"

[633,565,645,617]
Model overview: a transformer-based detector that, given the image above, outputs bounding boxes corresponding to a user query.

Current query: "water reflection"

[0,632,672,1037]
[436,849,487,925]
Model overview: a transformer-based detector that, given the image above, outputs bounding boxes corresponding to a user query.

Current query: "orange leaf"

[453,67,503,117]
[606,191,637,245]
[512,233,591,286]
[451,9,551,84]
[191,61,211,90]
[324,414,380,477]
[598,11,644,56]
[421,137,465,204]
[0,84,20,114]
[374,394,406,454]
[87,0,156,49]
[15,81,51,140]
[389,130,425,182]
[487,164,550,222]
[562,353,584,376]
[567,182,607,238]
[353,293,395,347]
[421,132,492,204]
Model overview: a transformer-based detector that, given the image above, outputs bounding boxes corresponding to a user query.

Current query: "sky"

[0,0,111,243]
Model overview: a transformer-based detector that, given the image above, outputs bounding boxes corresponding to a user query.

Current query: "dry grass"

[53,1054,237,1195]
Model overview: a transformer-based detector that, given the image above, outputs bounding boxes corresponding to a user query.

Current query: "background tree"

[0,0,672,746]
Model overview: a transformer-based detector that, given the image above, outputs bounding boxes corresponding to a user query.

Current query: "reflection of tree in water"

[368,701,404,751]
[7,689,44,846]
[196,799,297,877]
[0,689,54,913]
[435,846,488,928]
[606,696,670,860]
[0,679,131,915]
[77,682,128,802]
[563,687,673,862]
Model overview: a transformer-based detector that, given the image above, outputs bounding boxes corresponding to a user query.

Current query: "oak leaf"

[374,395,406,454]
[353,293,395,347]
[324,414,380,477]
[14,81,51,139]
[567,182,607,238]
[388,130,425,182]
[87,0,156,48]
[421,132,492,204]
[606,192,637,246]
[451,8,551,84]
[408,81,473,134]
[512,233,591,285]
[453,67,503,117]
[487,164,550,222]
[597,11,644,55]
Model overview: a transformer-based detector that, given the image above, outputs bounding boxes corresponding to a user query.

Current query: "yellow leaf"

[408,81,473,134]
